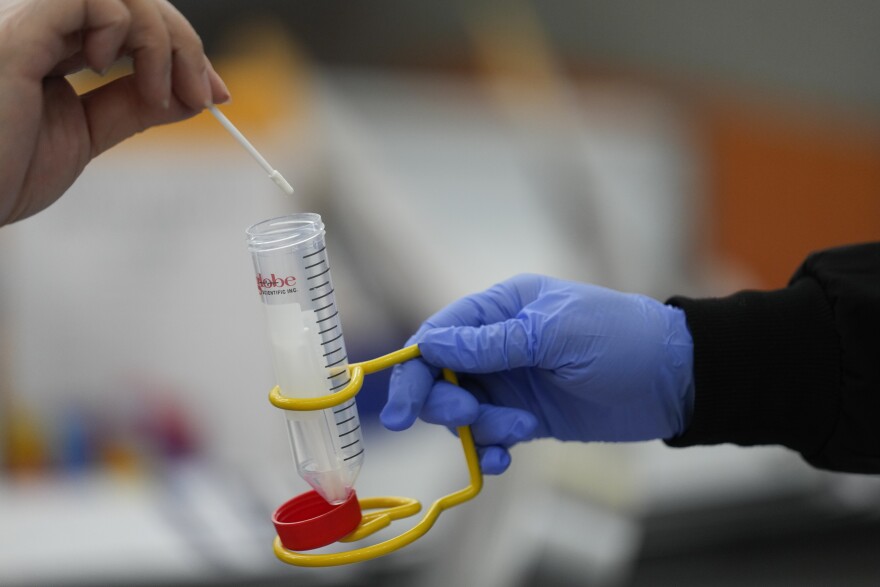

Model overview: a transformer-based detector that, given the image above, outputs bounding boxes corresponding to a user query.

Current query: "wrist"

[661,304,695,437]
[663,280,838,455]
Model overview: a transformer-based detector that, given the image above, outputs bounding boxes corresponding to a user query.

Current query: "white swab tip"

[270,170,295,195]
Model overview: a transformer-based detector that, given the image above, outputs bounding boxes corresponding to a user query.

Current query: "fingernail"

[203,58,230,107]
[381,403,414,432]
[215,77,231,104]
[208,65,231,106]
[201,69,213,108]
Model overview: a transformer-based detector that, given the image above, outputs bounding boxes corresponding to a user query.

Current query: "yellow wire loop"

[269,344,483,567]
[268,344,420,412]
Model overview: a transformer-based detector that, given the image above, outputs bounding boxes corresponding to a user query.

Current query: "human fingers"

[478,446,512,475]
[470,404,538,447]
[119,0,173,108]
[382,284,520,430]
[418,319,536,373]
[79,0,134,74]
[79,73,196,157]
[381,357,436,432]
[11,0,227,108]
[420,400,536,475]
[205,58,231,105]
[418,381,480,427]
[7,0,132,78]
[47,32,91,77]
[155,0,219,108]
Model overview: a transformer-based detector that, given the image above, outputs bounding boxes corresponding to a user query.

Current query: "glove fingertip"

[419,327,486,372]
[516,412,540,442]
[379,407,414,432]
[479,446,512,475]
[384,358,434,432]
[416,328,452,358]
[420,381,479,427]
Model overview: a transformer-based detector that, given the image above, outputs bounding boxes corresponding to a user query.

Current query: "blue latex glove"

[381,274,694,474]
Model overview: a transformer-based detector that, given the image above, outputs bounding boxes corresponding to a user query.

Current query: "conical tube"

[247,213,363,504]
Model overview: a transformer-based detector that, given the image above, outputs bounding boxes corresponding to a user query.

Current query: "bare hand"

[0,0,230,225]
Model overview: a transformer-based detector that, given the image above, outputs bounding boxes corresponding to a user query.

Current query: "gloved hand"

[381,274,694,474]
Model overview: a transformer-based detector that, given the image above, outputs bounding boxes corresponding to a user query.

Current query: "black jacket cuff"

[664,278,839,459]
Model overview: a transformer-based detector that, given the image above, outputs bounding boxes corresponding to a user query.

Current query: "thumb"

[418,319,536,373]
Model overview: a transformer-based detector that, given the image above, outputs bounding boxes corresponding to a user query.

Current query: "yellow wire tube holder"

[268,344,484,567]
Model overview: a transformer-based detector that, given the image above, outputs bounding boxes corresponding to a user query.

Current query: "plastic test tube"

[247,214,364,504]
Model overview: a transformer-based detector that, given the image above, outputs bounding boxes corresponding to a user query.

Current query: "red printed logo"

[256,273,297,293]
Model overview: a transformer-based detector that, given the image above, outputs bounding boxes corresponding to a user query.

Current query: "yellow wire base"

[268,345,483,567]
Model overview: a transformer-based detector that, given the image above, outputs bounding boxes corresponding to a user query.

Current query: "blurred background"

[2,1,880,585]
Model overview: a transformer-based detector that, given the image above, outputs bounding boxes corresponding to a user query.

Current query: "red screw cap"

[273,490,362,551]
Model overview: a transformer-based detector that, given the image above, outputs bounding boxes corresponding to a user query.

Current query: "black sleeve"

[664,242,880,474]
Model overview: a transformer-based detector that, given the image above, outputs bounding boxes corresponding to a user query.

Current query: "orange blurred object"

[4,402,48,476]
[702,99,880,287]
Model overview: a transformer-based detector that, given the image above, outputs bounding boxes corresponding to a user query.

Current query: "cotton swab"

[208,105,295,196]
